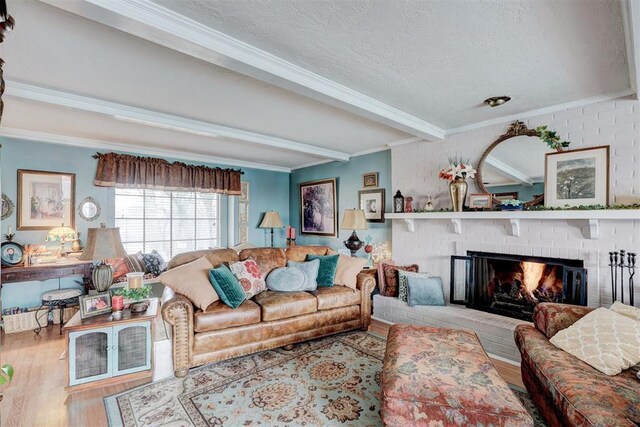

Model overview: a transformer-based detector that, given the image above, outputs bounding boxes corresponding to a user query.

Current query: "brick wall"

[389,96,640,308]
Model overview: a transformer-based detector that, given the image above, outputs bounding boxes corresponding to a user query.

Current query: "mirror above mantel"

[476,121,561,206]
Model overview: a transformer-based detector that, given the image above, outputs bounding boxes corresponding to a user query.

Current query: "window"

[115,188,220,260]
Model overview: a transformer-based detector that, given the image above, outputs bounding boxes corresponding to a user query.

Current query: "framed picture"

[300,178,337,237]
[17,170,75,230]
[494,192,518,202]
[239,202,249,223]
[363,172,378,188]
[238,225,249,244]
[469,193,493,209]
[2,193,14,220]
[358,189,385,222]
[545,146,609,208]
[240,181,249,202]
[79,292,112,319]
[1,241,25,266]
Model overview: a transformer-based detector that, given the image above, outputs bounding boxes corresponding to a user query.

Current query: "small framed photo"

[359,189,385,222]
[79,292,112,319]
[362,172,378,188]
[494,192,518,202]
[469,193,493,209]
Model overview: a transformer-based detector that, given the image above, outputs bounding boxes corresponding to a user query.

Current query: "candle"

[112,295,124,311]
[291,228,296,239]
[127,272,144,289]
[7,226,12,235]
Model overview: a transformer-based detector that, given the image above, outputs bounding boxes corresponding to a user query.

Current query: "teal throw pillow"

[266,267,308,292]
[400,270,446,307]
[209,265,246,308]
[287,259,320,291]
[306,254,339,287]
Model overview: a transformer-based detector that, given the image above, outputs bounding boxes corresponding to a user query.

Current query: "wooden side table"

[63,298,158,392]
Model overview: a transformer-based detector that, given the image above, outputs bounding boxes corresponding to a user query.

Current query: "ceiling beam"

[485,155,534,187]
[2,127,293,173]
[39,0,446,141]
[622,0,640,99]
[5,81,350,161]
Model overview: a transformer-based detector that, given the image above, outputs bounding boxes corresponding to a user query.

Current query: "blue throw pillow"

[266,267,309,292]
[287,259,320,290]
[400,270,446,307]
[209,265,246,308]
[306,254,339,287]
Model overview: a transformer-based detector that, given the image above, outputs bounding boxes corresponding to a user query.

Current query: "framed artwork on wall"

[240,181,249,202]
[362,172,378,188]
[469,194,493,209]
[17,169,75,230]
[358,188,385,222]
[299,178,337,237]
[1,193,14,220]
[544,146,609,208]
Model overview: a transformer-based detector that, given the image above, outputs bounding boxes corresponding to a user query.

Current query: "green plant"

[112,285,152,301]
[536,125,570,150]
[0,364,14,402]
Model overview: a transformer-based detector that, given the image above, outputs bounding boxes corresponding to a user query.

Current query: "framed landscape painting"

[300,178,337,237]
[544,146,609,208]
[17,169,75,230]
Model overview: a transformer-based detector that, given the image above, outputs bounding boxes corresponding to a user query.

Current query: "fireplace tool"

[608,250,637,307]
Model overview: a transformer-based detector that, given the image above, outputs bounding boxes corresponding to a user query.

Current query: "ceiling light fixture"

[113,115,218,138]
[484,96,511,107]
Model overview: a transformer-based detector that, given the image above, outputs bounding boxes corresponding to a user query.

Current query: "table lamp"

[46,225,77,256]
[79,226,127,292]
[341,209,368,256]
[259,211,283,247]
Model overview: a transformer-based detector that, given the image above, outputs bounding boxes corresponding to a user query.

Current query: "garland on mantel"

[409,204,640,214]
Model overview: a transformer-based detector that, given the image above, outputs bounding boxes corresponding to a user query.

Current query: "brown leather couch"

[161,246,376,377]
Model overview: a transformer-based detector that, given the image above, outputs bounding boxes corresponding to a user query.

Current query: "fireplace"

[450,252,587,321]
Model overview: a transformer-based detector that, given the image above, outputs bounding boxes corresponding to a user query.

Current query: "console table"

[1,260,93,288]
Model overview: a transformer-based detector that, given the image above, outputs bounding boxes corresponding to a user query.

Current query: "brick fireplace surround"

[373,97,640,363]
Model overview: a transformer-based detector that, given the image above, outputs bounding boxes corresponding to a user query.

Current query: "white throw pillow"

[550,307,640,375]
[610,301,640,322]
[334,255,366,289]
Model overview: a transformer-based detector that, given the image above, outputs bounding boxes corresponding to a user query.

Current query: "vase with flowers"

[439,156,477,212]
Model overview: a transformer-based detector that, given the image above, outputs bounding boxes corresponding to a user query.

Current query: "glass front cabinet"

[68,321,152,386]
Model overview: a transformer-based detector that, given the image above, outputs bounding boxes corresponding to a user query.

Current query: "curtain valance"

[93,152,243,195]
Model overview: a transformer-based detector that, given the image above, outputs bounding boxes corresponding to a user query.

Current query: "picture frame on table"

[469,193,493,210]
[79,292,112,319]
[544,146,609,208]
[358,188,385,222]
[299,178,337,237]
[17,169,75,230]
[1,241,25,267]
[494,192,518,202]
[362,172,378,188]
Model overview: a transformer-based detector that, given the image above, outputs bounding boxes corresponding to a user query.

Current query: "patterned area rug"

[105,332,546,426]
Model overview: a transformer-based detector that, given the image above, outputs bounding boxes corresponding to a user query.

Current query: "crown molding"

[41,0,446,141]
[290,159,335,171]
[386,136,425,147]
[5,81,349,161]
[622,0,640,99]
[445,89,636,136]
[1,127,292,173]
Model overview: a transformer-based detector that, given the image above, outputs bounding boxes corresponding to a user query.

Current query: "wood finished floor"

[0,319,523,426]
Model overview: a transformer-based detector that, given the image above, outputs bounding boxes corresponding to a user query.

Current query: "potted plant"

[0,364,14,402]
[500,199,524,211]
[112,285,152,313]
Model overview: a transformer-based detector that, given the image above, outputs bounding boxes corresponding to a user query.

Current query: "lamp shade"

[45,226,77,242]
[341,209,368,230]
[259,211,283,228]
[79,227,127,261]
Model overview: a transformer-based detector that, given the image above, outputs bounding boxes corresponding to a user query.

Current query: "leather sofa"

[515,303,640,426]
[161,246,376,377]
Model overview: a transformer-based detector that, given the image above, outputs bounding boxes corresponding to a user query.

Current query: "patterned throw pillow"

[141,251,167,276]
[397,273,409,302]
[381,264,419,297]
[106,257,130,279]
[124,252,146,273]
[228,259,267,299]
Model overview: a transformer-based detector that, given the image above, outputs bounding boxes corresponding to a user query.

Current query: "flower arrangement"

[500,199,524,211]
[438,155,477,182]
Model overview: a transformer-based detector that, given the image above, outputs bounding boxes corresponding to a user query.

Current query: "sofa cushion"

[533,303,595,339]
[306,254,339,287]
[285,245,332,262]
[311,285,361,310]
[194,300,261,333]
[287,259,320,290]
[381,263,418,297]
[610,301,640,321]
[266,267,310,292]
[158,257,219,310]
[239,248,286,276]
[167,248,239,270]
[253,290,317,321]
[209,265,247,309]
[228,259,267,299]
[334,255,366,289]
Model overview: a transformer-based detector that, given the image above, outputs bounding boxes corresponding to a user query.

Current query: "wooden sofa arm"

[356,272,376,330]
[161,287,194,377]
[533,303,594,339]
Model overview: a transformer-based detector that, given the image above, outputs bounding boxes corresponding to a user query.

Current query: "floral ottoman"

[381,324,533,427]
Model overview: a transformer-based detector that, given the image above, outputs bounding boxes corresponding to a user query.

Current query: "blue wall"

[289,150,392,253]
[1,138,289,308]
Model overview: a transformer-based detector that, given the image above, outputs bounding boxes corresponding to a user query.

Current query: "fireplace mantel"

[386,210,640,239]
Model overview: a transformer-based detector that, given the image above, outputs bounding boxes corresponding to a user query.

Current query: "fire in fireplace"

[450,252,587,321]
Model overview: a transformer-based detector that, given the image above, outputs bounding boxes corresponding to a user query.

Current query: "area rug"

[105,331,545,426]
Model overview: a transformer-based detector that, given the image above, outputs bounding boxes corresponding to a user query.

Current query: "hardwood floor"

[0,319,523,426]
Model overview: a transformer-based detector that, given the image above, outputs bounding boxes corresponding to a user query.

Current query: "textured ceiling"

[155,0,630,128]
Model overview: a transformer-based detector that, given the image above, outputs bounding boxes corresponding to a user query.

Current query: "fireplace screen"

[451,252,587,321]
